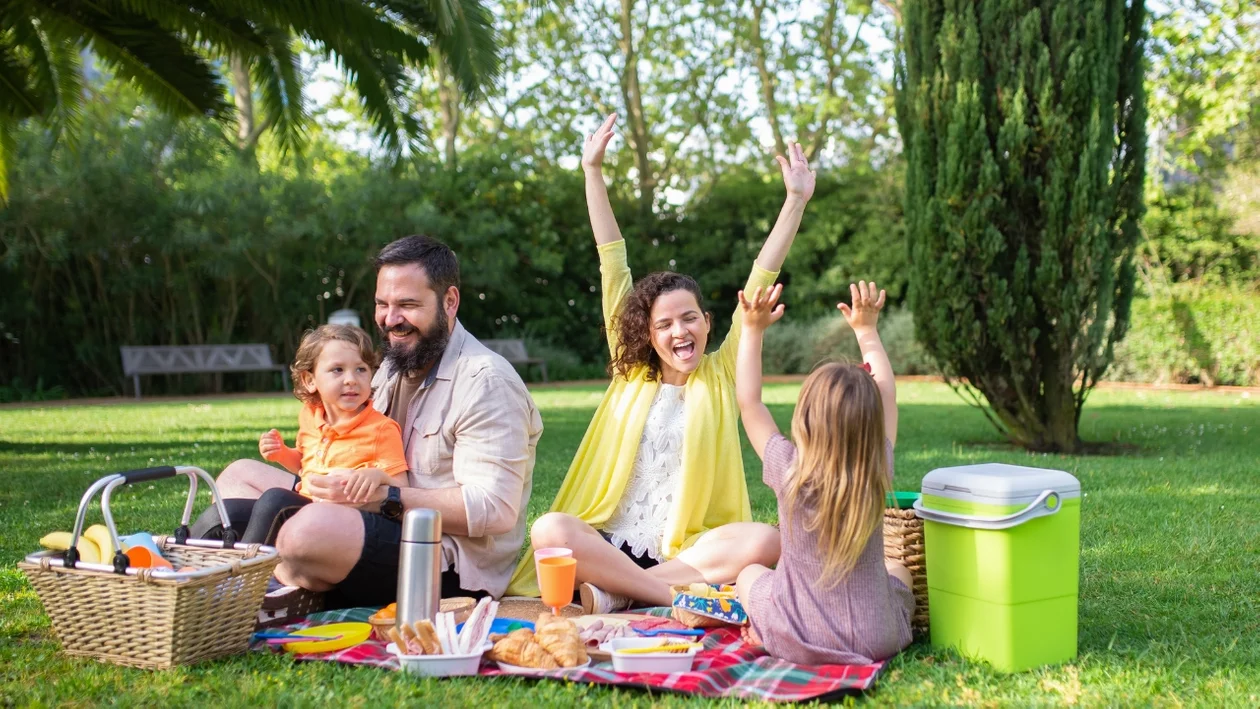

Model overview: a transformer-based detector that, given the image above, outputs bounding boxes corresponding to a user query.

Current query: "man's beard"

[380,309,449,376]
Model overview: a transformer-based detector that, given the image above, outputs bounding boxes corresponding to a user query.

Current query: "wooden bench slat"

[119,345,289,398]
[480,339,548,382]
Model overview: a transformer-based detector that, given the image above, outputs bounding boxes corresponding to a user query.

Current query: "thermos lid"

[401,508,442,543]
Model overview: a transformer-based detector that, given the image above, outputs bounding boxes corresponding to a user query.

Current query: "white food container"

[602,637,699,674]
[387,641,491,677]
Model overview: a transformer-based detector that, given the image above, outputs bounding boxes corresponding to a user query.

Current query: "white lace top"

[601,383,686,562]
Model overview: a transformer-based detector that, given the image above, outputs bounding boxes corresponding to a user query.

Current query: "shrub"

[761,308,937,376]
[1108,287,1260,386]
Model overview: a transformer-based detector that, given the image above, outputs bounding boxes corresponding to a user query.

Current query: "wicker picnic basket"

[883,505,929,632]
[19,466,280,670]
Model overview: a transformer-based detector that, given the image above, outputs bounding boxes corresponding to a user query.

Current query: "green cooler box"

[913,464,1081,672]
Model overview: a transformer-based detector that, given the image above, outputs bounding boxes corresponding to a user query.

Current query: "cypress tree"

[895,0,1148,452]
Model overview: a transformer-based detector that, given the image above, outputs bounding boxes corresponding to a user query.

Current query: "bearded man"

[192,235,542,620]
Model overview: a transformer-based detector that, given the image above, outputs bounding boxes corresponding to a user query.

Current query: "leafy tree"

[0,0,499,197]
[1141,0,1259,289]
[896,0,1149,452]
[1146,0,1259,180]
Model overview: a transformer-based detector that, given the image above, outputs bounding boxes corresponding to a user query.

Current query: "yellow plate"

[282,622,371,654]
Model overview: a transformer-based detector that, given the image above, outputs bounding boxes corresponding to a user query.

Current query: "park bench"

[481,339,548,382]
[120,344,291,399]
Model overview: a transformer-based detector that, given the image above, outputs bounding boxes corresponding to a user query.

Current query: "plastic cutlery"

[615,642,703,655]
[634,628,705,638]
[254,632,342,643]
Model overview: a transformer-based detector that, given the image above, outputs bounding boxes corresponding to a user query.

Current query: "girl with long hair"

[734,282,914,664]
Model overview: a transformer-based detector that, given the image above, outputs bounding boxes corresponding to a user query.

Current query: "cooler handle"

[912,489,1063,530]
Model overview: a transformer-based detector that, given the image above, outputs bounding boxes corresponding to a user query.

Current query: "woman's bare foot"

[741,623,763,646]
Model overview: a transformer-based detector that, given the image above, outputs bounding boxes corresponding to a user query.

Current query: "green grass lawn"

[1,381,1257,707]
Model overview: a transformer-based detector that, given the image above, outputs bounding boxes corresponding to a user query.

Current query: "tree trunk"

[230,54,267,164]
[617,0,655,213]
[748,0,787,158]
[437,59,461,169]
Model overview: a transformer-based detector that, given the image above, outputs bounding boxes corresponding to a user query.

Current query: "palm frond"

[113,0,269,55]
[216,0,433,66]
[252,28,306,155]
[8,16,83,142]
[327,44,424,159]
[0,32,44,119]
[431,0,499,97]
[0,116,14,202]
[381,0,501,96]
[29,1,229,117]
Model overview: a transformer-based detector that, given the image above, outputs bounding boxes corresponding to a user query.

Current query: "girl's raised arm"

[736,285,786,459]
[838,281,898,446]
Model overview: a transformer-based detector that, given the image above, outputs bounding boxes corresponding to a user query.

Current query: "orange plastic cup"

[537,556,577,615]
[125,545,174,570]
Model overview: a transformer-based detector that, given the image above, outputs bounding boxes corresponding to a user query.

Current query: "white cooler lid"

[921,463,1081,504]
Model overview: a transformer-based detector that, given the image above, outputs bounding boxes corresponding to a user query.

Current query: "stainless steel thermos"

[397,508,441,627]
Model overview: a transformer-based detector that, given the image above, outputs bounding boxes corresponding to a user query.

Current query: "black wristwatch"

[380,486,403,521]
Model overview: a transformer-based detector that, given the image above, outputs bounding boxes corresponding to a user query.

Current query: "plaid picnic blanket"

[252,607,885,702]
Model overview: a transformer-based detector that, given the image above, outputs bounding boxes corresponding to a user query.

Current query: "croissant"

[489,629,560,669]
[534,615,588,668]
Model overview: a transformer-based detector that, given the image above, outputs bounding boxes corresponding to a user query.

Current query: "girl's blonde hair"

[784,361,890,587]
[290,324,380,404]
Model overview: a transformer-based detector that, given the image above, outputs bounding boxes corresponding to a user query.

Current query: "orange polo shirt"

[295,400,409,488]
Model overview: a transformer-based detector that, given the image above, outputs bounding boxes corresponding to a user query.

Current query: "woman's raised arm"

[754,142,815,272]
[583,113,623,247]
[716,142,815,369]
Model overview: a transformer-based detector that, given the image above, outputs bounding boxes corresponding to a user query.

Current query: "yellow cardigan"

[506,240,778,596]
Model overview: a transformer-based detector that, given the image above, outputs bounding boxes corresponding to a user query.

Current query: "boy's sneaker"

[579,582,633,614]
[255,581,326,629]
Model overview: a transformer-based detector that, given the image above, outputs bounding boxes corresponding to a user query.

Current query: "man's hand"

[738,284,787,332]
[776,142,816,204]
[259,429,285,461]
[302,469,386,508]
[837,280,886,334]
[581,113,617,173]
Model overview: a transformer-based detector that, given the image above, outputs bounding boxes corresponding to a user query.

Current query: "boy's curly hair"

[608,272,706,382]
[290,324,380,404]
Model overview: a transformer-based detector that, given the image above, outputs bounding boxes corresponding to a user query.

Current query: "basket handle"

[67,466,238,572]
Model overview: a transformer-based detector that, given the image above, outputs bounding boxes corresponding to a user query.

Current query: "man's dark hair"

[375,235,461,294]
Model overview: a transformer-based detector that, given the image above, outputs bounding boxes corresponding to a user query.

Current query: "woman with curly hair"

[506,113,816,612]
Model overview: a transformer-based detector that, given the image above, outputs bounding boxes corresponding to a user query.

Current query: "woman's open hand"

[582,113,617,172]
[775,142,815,203]
[738,284,786,332]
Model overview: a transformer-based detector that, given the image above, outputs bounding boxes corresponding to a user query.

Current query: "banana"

[39,531,102,564]
[83,524,116,562]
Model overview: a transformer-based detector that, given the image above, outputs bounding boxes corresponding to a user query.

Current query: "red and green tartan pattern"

[251,607,884,702]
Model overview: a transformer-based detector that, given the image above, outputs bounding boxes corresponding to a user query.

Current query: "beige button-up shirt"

[371,320,542,597]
